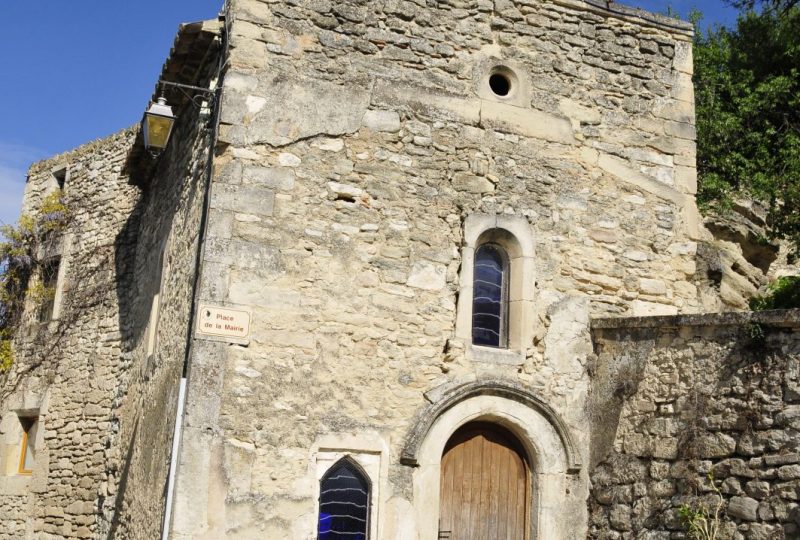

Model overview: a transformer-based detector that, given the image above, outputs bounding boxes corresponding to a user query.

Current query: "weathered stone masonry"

[0,20,220,540]
[0,129,140,540]
[2,0,799,539]
[171,0,707,538]
[590,311,800,538]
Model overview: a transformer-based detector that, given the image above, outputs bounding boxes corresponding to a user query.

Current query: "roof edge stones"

[555,0,695,38]
[592,308,800,330]
[27,126,138,178]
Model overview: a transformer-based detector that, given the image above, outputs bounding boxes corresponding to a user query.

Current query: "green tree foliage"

[725,0,798,14]
[749,275,800,309]
[694,7,800,253]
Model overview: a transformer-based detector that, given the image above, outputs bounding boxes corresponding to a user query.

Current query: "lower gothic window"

[318,458,370,540]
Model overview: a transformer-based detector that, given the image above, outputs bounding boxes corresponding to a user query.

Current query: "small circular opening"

[489,73,511,97]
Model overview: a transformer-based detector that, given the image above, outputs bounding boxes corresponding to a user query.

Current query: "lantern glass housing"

[142,97,175,150]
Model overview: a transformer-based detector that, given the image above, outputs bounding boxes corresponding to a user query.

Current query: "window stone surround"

[456,214,536,365]
[308,433,389,540]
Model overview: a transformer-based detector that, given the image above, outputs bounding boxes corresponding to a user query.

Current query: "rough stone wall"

[590,311,800,539]
[0,129,141,539]
[171,0,704,538]
[100,101,216,538]
[219,0,702,318]
[0,15,221,538]
[0,493,28,539]
[0,58,216,540]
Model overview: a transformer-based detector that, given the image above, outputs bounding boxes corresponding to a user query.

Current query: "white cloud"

[0,143,47,229]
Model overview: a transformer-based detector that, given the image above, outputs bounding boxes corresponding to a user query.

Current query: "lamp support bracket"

[157,80,219,108]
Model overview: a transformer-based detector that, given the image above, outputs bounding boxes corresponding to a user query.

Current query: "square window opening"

[52,167,67,191]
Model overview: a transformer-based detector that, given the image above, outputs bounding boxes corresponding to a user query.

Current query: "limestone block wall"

[170,0,704,538]
[0,129,141,539]
[590,311,800,539]
[220,0,701,318]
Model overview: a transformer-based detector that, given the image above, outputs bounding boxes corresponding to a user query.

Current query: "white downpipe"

[162,377,187,540]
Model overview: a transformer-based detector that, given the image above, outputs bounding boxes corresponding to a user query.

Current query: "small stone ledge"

[0,475,31,497]
[591,308,800,330]
[467,345,524,365]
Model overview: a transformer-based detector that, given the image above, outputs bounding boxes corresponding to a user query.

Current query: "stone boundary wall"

[590,310,800,539]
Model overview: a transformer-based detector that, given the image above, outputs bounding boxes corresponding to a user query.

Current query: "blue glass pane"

[318,463,369,540]
[472,245,505,347]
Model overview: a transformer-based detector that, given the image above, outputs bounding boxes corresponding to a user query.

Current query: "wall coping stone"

[591,308,800,330]
[556,0,694,37]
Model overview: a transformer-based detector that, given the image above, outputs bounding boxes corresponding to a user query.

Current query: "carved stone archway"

[403,380,583,539]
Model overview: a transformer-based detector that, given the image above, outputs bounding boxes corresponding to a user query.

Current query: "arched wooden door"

[439,422,530,540]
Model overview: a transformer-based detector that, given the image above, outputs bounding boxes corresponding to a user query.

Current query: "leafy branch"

[749,275,800,309]
[725,0,799,15]
[695,6,800,254]
[678,471,725,540]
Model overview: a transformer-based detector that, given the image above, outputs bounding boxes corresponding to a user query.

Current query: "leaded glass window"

[318,459,370,540]
[472,244,508,348]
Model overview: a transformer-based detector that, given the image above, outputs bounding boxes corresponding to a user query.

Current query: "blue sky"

[634,0,740,27]
[0,0,739,227]
[0,0,223,228]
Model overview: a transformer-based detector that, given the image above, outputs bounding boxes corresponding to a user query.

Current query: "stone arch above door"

[401,380,581,473]
[403,380,584,540]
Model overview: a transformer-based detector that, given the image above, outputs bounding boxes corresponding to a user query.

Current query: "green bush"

[750,275,800,310]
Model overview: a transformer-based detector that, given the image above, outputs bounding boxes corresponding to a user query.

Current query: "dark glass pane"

[472,245,506,347]
[318,462,369,540]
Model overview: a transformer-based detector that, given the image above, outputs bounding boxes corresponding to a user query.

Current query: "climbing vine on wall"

[0,191,71,373]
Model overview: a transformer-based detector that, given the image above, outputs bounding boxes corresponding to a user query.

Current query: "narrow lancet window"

[18,417,39,475]
[318,459,370,540]
[472,244,508,348]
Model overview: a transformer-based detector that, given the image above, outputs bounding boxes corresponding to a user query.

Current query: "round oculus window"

[489,72,512,97]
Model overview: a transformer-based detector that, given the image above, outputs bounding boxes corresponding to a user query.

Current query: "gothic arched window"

[317,458,370,540]
[472,243,509,348]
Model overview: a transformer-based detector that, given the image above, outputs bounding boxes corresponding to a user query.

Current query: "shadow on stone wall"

[589,327,656,469]
[107,108,210,537]
[102,417,138,540]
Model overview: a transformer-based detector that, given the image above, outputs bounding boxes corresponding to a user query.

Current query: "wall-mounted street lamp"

[142,97,176,151]
[142,81,218,152]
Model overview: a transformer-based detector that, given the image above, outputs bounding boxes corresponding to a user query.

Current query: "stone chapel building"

[2,1,799,539]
